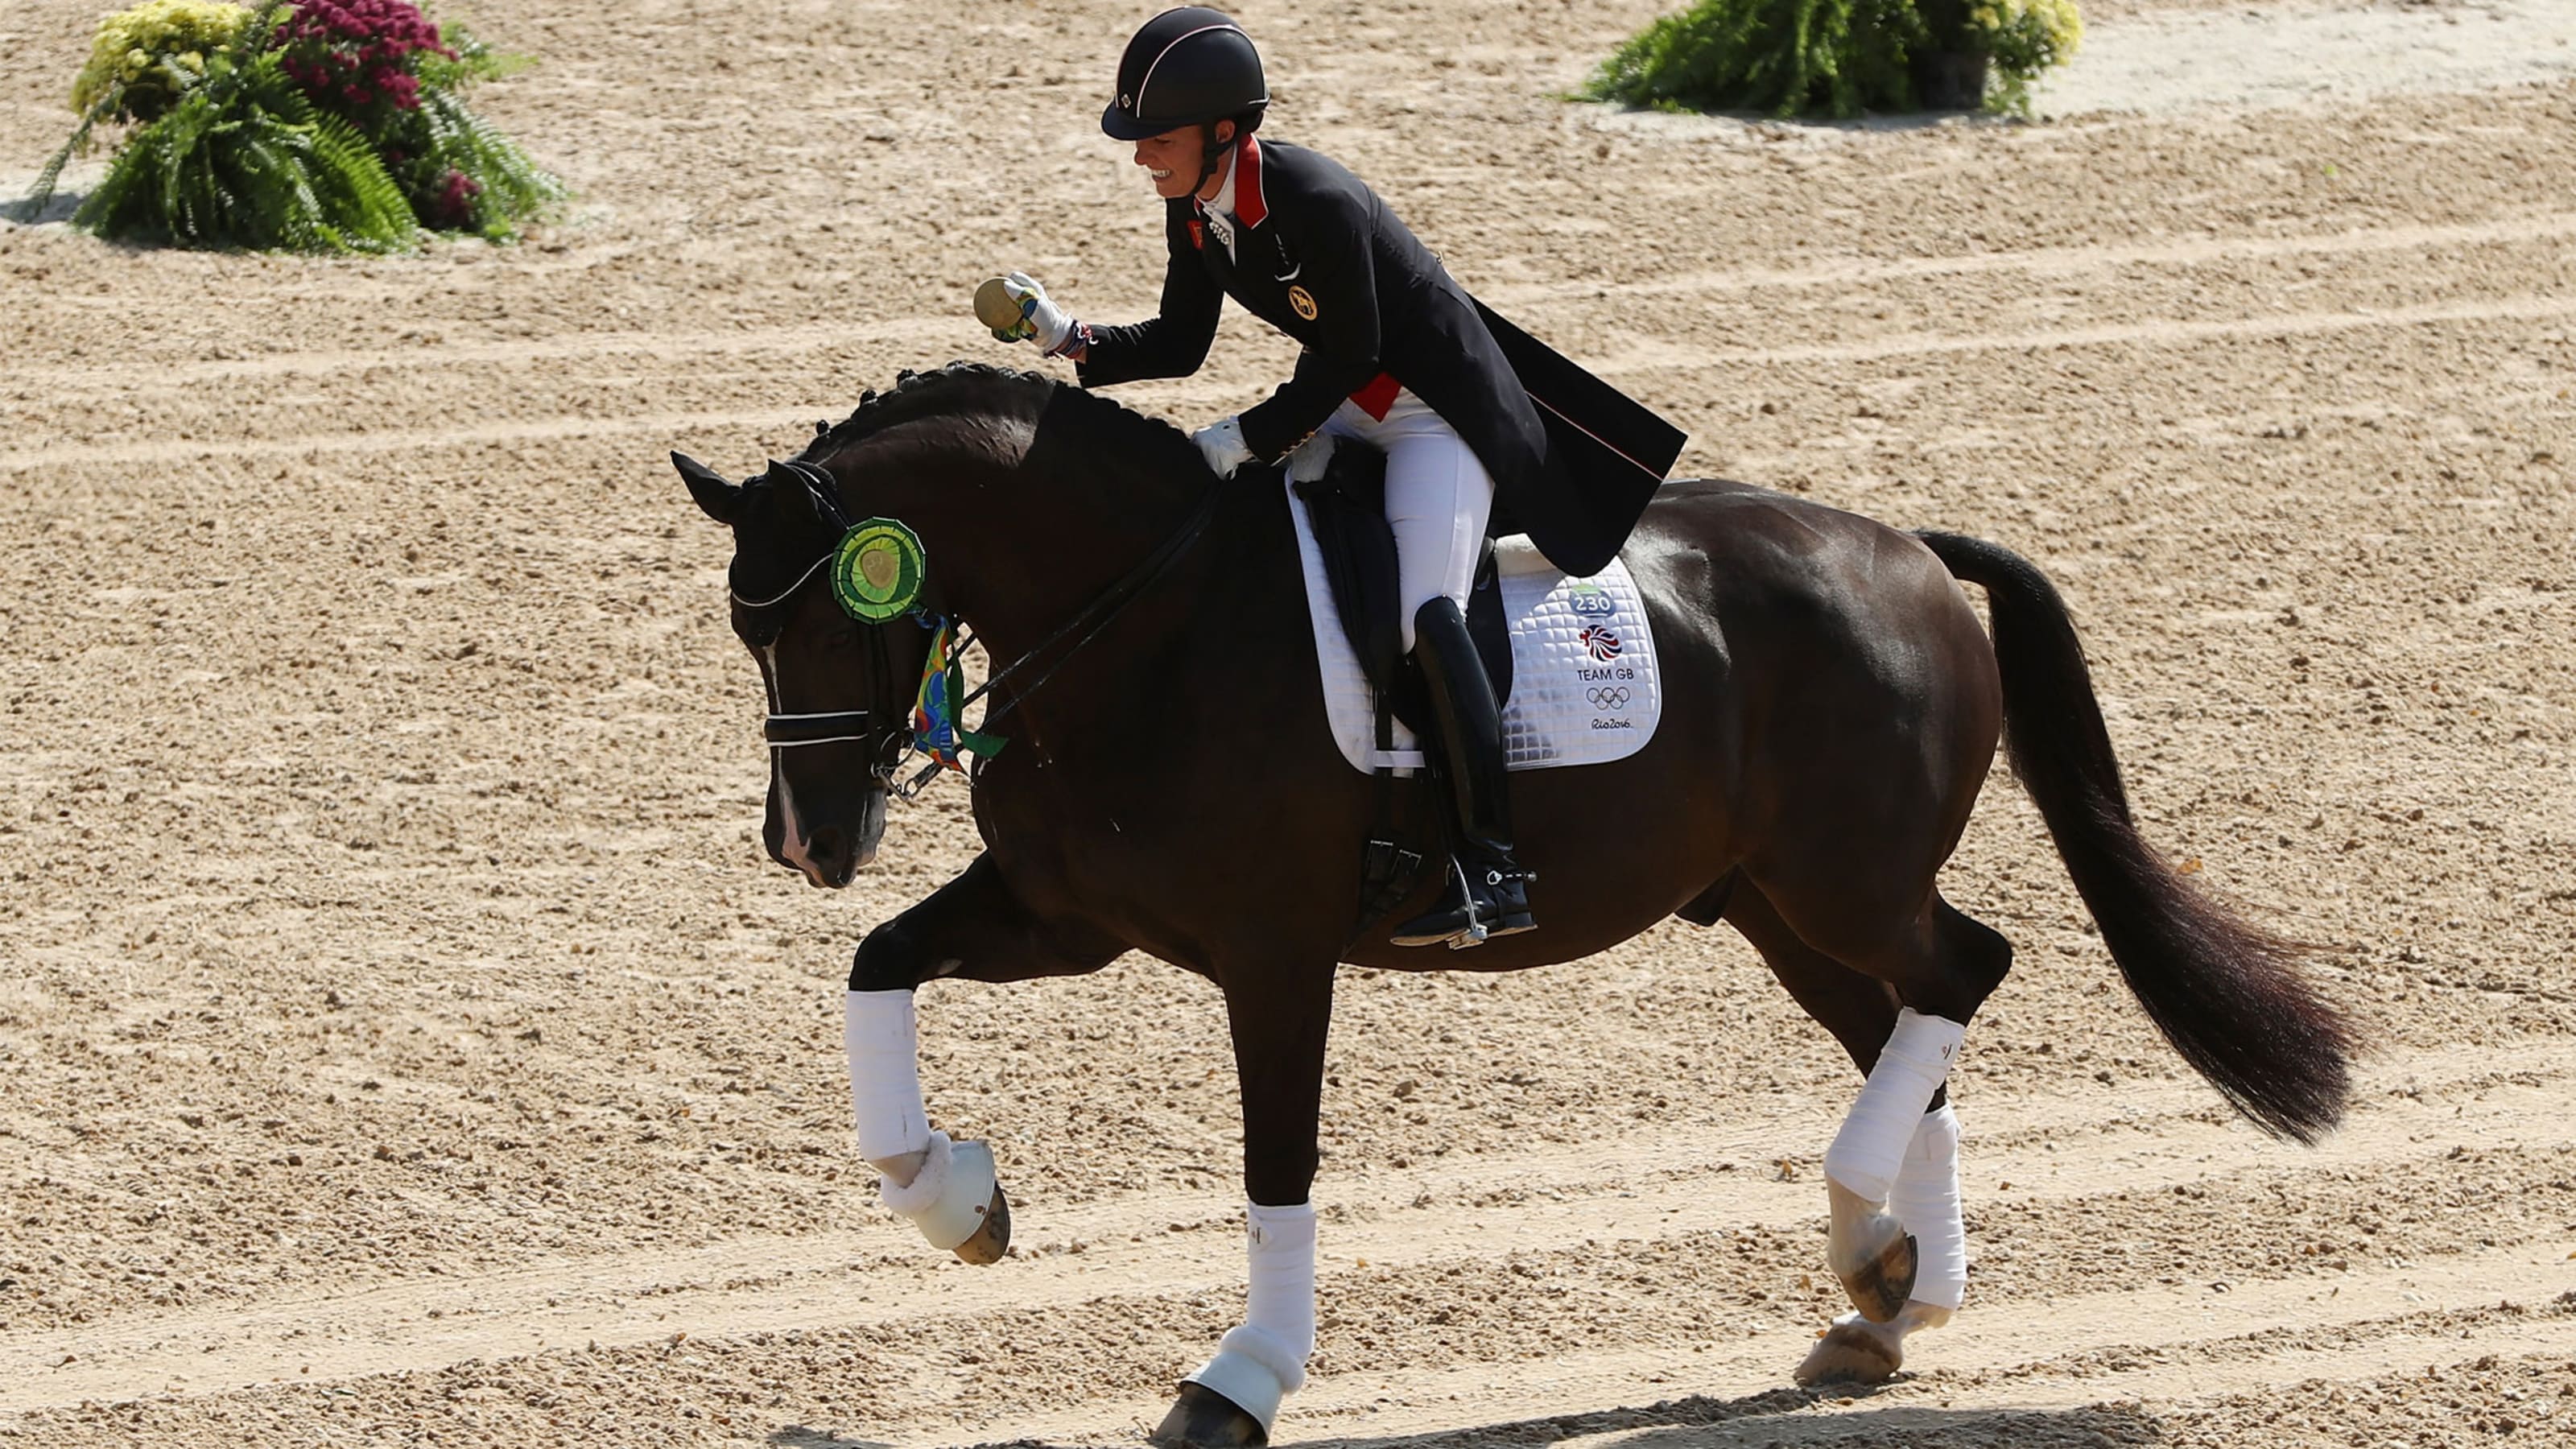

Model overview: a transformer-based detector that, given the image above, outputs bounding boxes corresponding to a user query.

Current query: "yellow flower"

[70,0,250,118]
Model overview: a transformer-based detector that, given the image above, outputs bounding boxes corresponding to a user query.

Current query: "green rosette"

[831,518,927,622]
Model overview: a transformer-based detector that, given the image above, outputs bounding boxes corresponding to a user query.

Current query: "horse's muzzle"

[770,784,888,889]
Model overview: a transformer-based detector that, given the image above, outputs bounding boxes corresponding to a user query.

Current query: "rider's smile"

[1133,126,1232,201]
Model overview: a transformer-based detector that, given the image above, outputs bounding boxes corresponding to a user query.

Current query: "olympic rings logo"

[1587,687,1631,709]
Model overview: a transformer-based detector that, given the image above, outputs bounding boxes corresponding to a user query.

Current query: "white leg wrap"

[874,1129,999,1251]
[845,989,930,1162]
[1888,1103,1967,1311]
[1186,1201,1317,1434]
[1823,1008,1964,1203]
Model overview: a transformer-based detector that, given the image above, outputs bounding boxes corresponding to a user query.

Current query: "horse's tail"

[1914,530,2355,1143]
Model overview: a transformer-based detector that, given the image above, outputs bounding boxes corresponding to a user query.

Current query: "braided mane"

[796,360,1203,479]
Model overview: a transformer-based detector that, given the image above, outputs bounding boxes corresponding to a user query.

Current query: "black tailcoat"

[1076,138,1683,577]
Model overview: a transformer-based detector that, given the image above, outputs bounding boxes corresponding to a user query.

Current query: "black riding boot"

[1390,597,1536,949]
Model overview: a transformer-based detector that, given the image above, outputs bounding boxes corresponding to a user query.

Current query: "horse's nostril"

[807,825,848,869]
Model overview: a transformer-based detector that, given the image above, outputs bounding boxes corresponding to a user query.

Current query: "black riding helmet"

[1100,6,1268,142]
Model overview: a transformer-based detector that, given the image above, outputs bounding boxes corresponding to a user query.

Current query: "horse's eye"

[827,625,861,651]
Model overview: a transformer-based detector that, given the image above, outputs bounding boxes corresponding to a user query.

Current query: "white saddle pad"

[1286,477,1664,774]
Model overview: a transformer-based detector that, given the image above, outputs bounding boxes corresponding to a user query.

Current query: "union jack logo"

[1579,625,1622,662]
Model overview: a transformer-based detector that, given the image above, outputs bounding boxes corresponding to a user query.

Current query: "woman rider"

[985,7,1678,951]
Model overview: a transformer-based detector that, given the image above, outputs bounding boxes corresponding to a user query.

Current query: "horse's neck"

[945,461,1212,663]
[954,464,1290,745]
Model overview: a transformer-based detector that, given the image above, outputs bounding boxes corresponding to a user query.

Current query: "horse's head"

[675,450,939,888]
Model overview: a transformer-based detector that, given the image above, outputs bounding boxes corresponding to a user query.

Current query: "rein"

[741,459,1228,800]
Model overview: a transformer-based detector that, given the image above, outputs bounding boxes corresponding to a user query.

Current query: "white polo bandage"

[1823,1008,1964,1204]
[1888,1102,1967,1311]
[845,989,930,1162]
[875,1129,1000,1251]
[1186,1200,1318,1433]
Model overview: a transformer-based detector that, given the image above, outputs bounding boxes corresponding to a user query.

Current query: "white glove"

[989,270,1075,352]
[1192,415,1255,478]
[1286,431,1337,484]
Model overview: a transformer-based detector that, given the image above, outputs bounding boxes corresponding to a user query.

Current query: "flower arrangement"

[1581,0,2083,119]
[13,0,559,252]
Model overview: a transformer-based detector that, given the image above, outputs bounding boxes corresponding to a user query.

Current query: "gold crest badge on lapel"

[1288,285,1318,321]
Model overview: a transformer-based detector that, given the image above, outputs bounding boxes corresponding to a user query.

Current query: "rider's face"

[1133,121,1233,202]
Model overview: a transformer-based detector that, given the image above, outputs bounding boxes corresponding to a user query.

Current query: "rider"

[986,6,1678,950]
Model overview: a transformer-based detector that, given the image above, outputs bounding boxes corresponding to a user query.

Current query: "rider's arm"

[1075,201,1224,387]
[1236,184,1381,463]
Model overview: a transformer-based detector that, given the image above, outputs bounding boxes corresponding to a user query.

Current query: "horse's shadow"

[767,1429,893,1449]
[797,1381,2163,1448]
[1299,1389,2163,1448]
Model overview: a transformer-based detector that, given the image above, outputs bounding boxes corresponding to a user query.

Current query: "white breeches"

[1320,386,1494,653]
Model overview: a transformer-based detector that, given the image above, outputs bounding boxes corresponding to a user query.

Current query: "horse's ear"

[671,452,741,525]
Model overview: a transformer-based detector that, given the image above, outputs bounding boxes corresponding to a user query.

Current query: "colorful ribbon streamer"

[911,618,1005,774]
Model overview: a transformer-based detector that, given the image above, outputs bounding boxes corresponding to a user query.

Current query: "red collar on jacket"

[1198,136,1266,229]
[1232,136,1266,227]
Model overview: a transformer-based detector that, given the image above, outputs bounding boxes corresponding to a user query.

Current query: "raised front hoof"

[1150,1381,1266,1448]
[1835,1232,1918,1323]
[951,1181,1011,1265]
[1795,1317,1903,1385]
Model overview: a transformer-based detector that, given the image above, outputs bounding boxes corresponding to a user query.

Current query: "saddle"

[1290,440,1513,735]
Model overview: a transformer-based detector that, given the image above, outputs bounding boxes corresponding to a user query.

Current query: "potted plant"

[12,0,559,250]
[1581,0,2082,119]
[1919,0,2085,114]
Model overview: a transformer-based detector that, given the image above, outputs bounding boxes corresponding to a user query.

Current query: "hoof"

[1835,1231,1918,1323]
[952,1180,1010,1265]
[1151,1381,1266,1447]
[1796,1315,1903,1385]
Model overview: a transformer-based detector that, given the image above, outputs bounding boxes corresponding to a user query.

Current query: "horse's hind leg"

[1717,886,1976,1383]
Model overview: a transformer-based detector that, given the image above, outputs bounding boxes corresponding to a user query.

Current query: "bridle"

[733,542,917,778]
[732,458,1226,799]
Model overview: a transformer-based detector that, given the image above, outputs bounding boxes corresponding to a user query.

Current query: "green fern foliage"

[76,48,418,251]
[1583,0,1930,119]
[389,85,564,241]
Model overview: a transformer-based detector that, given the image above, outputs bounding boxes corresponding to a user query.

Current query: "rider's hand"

[983,271,1076,352]
[1193,415,1255,479]
[1286,431,1336,484]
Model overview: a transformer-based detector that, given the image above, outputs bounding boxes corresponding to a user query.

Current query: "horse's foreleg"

[846,854,1123,1263]
[1155,960,1335,1449]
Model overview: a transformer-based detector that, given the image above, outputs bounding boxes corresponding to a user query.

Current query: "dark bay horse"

[672,362,2351,1445]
